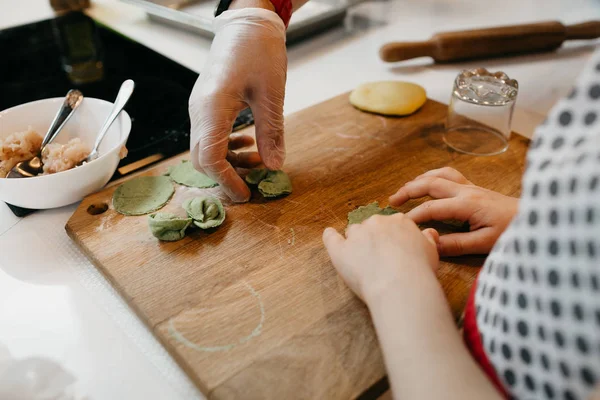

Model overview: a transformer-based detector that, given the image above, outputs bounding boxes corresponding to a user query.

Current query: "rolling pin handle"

[565,21,600,40]
[379,41,436,62]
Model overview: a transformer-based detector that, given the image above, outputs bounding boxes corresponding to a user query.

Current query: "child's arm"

[323,194,505,399]
[368,275,501,399]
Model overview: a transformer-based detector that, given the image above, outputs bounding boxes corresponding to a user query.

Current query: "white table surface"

[1,0,599,398]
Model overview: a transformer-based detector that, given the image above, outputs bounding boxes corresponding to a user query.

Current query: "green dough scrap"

[148,213,192,241]
[245,168,292,198]
[183,196,226,229]
[347,202,398,225]
[113,176,175,216]
[167,160,218,188]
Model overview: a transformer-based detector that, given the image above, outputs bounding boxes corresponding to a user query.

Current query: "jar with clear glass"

[444,68,518,156]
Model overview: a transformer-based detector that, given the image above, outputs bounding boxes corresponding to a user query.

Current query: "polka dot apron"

[463,50,600,400]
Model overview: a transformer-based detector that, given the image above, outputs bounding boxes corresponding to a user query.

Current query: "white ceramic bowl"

[0,97,131,209]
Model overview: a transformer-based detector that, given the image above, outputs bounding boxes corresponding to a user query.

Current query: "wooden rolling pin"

[380,20,600,63]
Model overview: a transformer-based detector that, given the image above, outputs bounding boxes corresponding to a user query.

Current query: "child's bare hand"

[323,213,439,303]
[389,167,518,257]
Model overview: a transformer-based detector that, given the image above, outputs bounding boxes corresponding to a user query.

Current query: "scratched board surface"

[66,94,529,399]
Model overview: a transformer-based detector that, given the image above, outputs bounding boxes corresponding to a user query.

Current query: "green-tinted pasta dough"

[183,196,226,229]
[245,168,269,185]
[245,169,292,198]
[113,176,175,216]
[380,205,398,216]
[148,213,192,241]
[347,202,398,225]
[167,160,218,188]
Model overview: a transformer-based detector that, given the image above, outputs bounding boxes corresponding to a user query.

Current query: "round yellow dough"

[349,81,427,116]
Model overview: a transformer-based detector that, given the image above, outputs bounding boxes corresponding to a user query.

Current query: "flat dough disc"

[167,160,218,188]
[113,176,175,216]
[349,81,426,116]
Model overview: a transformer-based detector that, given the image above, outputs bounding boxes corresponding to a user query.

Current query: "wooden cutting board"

[66,93,529,399]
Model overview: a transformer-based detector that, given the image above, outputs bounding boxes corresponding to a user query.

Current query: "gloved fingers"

[202,157,252,202]
[189,90,250,201]
[250,76,287,170]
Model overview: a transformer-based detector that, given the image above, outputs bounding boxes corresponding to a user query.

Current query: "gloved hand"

[189,8,287,202]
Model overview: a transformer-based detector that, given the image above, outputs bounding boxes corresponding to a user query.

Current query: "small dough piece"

[184,196,226,229]
[113,176,175,216]
[167,160,218,188]
[148,213,192,241]
[245,169,292,198]
[347,202,398,225]
[349,81,426,116]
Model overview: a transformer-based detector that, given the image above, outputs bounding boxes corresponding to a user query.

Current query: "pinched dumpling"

[183,196,226,229]
[245,168,292,198]
[148,213,192,241]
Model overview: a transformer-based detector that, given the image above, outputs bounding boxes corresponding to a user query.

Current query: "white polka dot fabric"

[475,50,600,400]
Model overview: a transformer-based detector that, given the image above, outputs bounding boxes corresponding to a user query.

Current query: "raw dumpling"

[183,196,226,229]
[245,169,292,198]
[245,168,269,185]
[148,213,192,241]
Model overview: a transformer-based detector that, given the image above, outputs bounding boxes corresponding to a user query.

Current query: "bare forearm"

[366,267,502,400]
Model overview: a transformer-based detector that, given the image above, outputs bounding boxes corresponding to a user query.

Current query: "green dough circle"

[168,160,218,188]
[183,196,226,229]
[148,213,192,241]
[113,176,175,216]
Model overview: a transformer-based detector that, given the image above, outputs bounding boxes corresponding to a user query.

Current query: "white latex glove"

[189,8,287,202]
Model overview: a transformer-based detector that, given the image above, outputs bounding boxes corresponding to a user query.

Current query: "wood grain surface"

[66,94,529,399]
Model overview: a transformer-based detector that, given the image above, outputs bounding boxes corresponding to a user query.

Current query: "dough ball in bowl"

[0,97,131,209]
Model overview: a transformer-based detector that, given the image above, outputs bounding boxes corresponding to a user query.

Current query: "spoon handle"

[41,89,84,149]
[90,80,135,158]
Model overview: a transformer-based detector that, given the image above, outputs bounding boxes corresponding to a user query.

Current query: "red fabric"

[463,272,509,398]
[268,0,292,27]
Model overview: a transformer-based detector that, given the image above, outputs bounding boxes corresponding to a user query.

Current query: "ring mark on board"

[168,281,265,352]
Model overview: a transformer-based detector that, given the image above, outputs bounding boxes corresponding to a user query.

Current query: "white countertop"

[1,0,599,398]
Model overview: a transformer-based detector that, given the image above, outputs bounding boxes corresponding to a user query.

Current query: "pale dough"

[349,81,426,116]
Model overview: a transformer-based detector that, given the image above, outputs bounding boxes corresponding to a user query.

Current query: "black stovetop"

[0,12,253,217]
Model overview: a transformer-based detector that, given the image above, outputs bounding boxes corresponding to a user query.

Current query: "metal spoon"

[7,90,84,178]
[78,79,135,166]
